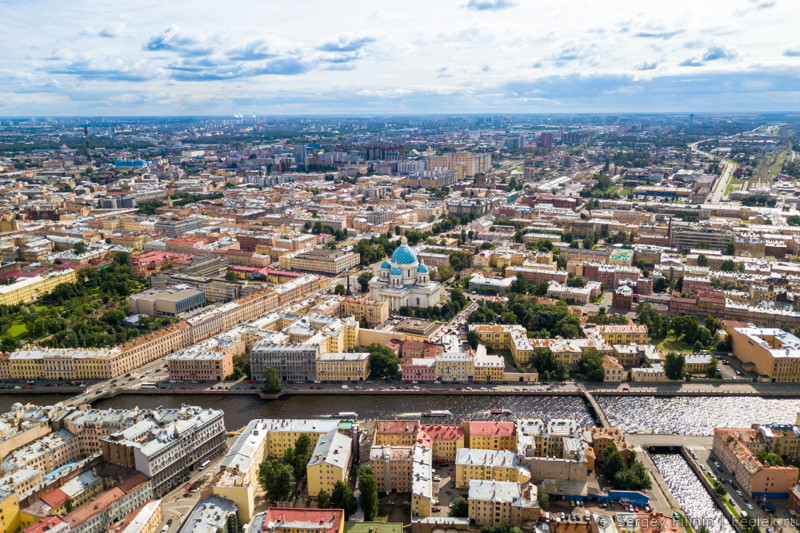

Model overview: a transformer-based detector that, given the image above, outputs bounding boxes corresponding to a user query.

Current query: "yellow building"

[468,324,543,367]
[435,352,474,382]
[417,425,465,462]
[593,325,649,345]
[340,297,389,328]
[727,326,800,382]
[306,430,352,497]
[285,249,360,275]
[473,346,504,383]
[455,448,530,489]
[109,234,147,250]
[212,419,341,523]
[7,348,117,381]
[394,319,444,343]
[0,489,20,533]
[0,269,77,306]
[316,352,370,382]
[374,420,419,447]
[463,421,517,452]
[766,426,800,462]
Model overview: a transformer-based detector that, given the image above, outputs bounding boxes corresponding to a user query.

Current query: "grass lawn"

[7,323,28,338]
[657,336,693,353]
[677,512,695,533]
[768,147,790,178]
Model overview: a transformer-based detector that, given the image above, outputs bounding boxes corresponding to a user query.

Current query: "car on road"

[746,503,754,510]
[736,490,743,496]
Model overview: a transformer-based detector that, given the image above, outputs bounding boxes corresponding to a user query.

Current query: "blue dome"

[391,244,418,265]
[381,260,391,270]
[390,266,402,277]
[416,264,428,273]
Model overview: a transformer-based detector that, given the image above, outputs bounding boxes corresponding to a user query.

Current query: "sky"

[1,0,799,115]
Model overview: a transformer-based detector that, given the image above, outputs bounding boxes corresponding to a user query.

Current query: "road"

[158,434,237,533]
[690,141,737,204]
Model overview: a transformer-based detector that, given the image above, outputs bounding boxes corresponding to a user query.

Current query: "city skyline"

[2,0,800,115]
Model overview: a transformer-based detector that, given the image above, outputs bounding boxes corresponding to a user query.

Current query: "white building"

[368,236,443,311]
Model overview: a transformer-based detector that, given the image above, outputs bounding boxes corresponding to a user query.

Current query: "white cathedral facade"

[368,236,443,311]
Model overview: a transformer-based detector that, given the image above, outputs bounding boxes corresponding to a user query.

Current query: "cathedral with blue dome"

[368,236,443,311]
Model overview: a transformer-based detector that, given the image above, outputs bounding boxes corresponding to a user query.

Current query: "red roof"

[262,508,344,533]
[466,421,516,437]
[40,487,69,509]
[418,424,464,442]
[24,515,67,533]
[376,420,419,435]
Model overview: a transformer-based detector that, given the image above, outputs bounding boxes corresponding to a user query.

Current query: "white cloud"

[0,0,797,113]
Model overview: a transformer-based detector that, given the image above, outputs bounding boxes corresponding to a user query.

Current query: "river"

[598,395,800,435]
[5,392,800,435]
[89,393,593,430]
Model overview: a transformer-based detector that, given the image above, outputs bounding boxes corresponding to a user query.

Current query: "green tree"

[725,242,736,256]
[578,349,605,382]
[73,241,88,255]
[707,356,721,378]
[697,254,709,267]
[330,480,358,518]
[600,444,625,482]
[64,498,74,513]
[756,451,785,466]
[720,259,736,272]
[358,272,374,292]
[257,459,295,500]
[292,433,313,476]
[225,271,237,282]
[664,352,686,380]
[317,489,331,508]
[537,492,550,511]
[467,330,480,350]
[567,276,585,288]
[451,496,469,517]
[366,343,400,379]
[261,367,282,393]
[358,466,379,521]
[334,284,346,295]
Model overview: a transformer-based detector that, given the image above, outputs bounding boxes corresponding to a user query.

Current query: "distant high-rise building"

[293,144,308,168]
[364,144,404,161]
[538,132,554,149]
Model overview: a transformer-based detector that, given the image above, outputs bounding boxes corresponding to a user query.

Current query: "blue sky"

[1,0,799,115]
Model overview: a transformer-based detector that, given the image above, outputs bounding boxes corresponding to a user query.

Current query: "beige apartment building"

[727,326,800,382]
[714,428,799,497]
[340,296,389,327]
[369,445,414,493]
[166,350,233,381]
[316,352,370,382]
[593,325,649,345]
[0,269,77,306]
[283,248,359,274]
[468,480,539,527]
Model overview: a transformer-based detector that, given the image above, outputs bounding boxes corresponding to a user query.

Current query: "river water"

[652,453,735,533]
[5,393,800,436]
[598,396,800,435]
[87,394,594,430]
